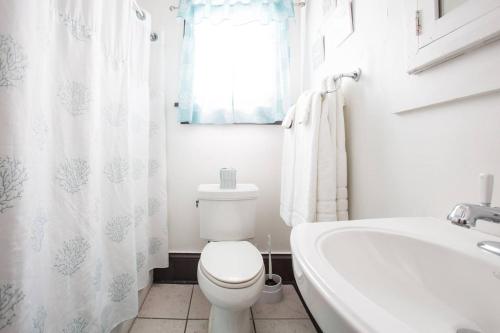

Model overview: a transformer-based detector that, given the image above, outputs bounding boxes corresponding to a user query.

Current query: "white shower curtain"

[0,1,168,332]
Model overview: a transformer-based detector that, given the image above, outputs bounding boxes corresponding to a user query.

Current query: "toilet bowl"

[197,241,264,333]
[196,184,262,333]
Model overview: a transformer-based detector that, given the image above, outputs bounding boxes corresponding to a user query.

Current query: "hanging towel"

[280,91,314,226]
[315,86,337,222]
[281,105,296,129]
[280,90,322,226]
[280,80,349,227]
[323,76,349,221]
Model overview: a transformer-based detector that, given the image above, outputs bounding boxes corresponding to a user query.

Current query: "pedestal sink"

[291,218,500,333]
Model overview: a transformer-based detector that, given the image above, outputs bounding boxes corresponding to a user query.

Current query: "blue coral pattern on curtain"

[177,0,294,124]
[0,0,168,332]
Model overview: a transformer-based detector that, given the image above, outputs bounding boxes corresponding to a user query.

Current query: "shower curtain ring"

[136,9,146,20]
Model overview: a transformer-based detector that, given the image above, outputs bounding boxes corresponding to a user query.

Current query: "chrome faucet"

[447,174,500,228]
[448,174,500,257]
[447,203,500,228]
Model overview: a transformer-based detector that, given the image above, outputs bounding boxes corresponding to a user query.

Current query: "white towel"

[281,105,295,129]
[280,80,349,227]
[289,91,323,226]
[325,77,349,221]
[280,105,297,225]
[295,90,314,125]
[315,90,337,221]
[280,92,314,226]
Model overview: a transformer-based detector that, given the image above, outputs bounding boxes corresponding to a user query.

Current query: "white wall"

[140,0,500,254]
[302,0,500,220]
[139,0,297,253]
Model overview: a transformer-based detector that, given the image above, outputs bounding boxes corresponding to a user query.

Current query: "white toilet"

[197,184,264,333]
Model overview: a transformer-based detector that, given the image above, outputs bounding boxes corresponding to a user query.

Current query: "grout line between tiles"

[184,284,195,333]
[140,284,153,309]
[253,317,311,320]
[250,308,257,333]
[136,316,189,320]
[253,318,313,321]
[134,318,186,321]
[129,283,155,332]
[127,317,137,333]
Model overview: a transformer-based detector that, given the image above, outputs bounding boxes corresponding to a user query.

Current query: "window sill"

[180,121,283,125]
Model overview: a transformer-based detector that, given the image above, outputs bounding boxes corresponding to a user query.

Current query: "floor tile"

[185,319,255,333]
[129,318,185,333]
[139,284,193,319]
[254,319,316,333]
[252,285,309,319]
[185,320,208,333]
[188,285,211,319]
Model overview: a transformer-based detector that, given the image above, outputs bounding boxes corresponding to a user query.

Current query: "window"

[177,0,294,124]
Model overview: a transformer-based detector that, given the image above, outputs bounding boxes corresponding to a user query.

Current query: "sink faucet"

[447,174,500,228]
[448,174,500,257]
[447,203,500,228]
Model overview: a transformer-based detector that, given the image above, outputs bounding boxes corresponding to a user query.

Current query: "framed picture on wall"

[322,0,353,49]
[323,0,338,17]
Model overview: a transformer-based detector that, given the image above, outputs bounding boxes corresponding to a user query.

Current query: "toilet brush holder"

[257,274,283,304]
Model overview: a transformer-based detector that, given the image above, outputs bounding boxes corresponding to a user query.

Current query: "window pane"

[187,20,287,124]
[176,0,294,124]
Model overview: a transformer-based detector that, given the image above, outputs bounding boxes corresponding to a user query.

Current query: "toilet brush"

[257,234,283,303]
[266,234,277,286]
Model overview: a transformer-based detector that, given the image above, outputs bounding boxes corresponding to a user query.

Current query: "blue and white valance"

[178,0,294,25]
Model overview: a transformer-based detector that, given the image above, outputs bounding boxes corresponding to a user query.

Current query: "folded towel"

[331,79,348,221]
[280,106,297,225]
[281,105,295,129]
[315,88,337,222]
[280,78,349,227]
[289,91,323,226]
[295,90,314,125]
[337,187,348,199]
[323,75,349,221]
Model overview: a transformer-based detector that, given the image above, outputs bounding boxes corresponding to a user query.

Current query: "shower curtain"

[0,1,168,332]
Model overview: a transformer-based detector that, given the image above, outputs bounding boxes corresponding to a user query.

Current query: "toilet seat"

[200,241,264,289]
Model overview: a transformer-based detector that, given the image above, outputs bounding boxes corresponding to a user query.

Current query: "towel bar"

[322,68,361,96]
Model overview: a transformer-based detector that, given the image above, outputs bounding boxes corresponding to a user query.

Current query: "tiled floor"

[130,284,318,333]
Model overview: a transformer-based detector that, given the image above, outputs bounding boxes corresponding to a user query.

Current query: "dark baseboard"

[153,252,294,284]
[153,253,200,284]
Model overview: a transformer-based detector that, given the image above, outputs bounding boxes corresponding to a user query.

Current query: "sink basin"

[291,218,500,333]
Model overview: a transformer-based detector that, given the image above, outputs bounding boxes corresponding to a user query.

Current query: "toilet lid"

[200,241,263,285]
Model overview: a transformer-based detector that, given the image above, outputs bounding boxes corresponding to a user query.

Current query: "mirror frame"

[407,0,500,74]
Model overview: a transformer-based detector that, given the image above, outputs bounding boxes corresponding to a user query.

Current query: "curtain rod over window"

[169,1,306,12]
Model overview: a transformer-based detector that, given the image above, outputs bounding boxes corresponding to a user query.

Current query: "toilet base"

[208,305,253,333]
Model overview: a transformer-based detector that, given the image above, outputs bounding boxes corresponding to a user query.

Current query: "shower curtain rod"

[322,68,362,96]
[168,1,306,11]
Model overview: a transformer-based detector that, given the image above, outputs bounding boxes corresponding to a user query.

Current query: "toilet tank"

[197,184,259,241]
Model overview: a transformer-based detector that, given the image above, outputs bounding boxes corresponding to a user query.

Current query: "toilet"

[197,184,264,333]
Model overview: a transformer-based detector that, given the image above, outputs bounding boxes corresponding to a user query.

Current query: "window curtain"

[177,0,294,124]
[0,0,168,332]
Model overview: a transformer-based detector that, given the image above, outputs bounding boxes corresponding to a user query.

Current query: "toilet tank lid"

[198,184,259,200]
